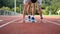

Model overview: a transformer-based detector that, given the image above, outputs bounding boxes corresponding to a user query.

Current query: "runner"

[23,0,43,22]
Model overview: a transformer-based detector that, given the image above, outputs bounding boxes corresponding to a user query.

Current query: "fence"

[0,10,20,16]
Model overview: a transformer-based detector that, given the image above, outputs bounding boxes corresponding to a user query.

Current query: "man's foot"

[27,16,31,22]
[31,17,36,23]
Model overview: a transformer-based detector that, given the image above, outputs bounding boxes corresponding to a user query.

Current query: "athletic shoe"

[31,17,36,23]
[27,16,31,22]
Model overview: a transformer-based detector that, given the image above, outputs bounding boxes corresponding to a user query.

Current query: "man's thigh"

[24,0,31,4]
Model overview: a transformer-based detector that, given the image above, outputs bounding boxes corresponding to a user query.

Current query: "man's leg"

[27,2,31,22]
[31,3,36,22]
[27,2,31,15]
[31,3,35,16]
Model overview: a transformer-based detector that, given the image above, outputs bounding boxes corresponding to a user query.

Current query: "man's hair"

[31,0,37,3]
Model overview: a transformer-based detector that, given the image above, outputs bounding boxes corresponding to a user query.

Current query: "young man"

[23,0,43,22]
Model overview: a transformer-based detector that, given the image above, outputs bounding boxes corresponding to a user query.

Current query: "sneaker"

[27,16,31,22]
[31,17,36,23]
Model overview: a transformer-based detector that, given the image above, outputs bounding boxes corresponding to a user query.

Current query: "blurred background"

[0,0,60,16]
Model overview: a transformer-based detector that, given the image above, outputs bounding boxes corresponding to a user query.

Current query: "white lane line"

[43,19,60,26]
[0,20,3,22]
[0,18,21,28]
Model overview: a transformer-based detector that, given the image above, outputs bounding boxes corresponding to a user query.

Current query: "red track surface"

[0,15,60,34]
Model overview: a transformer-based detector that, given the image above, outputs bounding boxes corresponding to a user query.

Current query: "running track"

[0,15,60,34]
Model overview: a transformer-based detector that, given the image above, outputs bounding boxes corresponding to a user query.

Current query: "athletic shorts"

[23,0,42,5]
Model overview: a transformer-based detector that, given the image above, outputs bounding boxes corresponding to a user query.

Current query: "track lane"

[0,16,60,34]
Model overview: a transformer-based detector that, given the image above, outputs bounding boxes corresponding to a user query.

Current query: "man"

[23,0,43,22]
